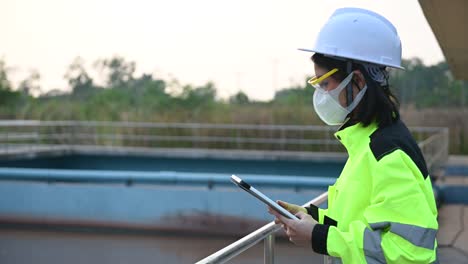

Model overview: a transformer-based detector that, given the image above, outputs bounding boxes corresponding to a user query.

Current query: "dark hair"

[311,53,400,128]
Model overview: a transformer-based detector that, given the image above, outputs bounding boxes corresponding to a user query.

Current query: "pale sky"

[1,0,444,100]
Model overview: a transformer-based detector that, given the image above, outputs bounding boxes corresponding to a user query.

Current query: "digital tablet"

[230,175,299,220]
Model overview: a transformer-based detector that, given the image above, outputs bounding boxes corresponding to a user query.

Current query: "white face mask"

[313,72,368,126]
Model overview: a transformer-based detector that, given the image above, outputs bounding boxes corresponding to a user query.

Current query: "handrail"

[195,192,329,264]
[0,120,447,156]
[417,127,449,173]
[0,119,446,132]
[0,120,337,131]
[20,133,339,145]
[0,119,449,173]
[0,120,342,154]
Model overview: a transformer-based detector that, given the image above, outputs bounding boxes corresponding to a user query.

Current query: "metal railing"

[417,127,449,174]
[0,120,342,153]
[0,120,447,157]
[195,192,329,264]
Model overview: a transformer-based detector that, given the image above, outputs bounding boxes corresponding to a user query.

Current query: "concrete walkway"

[437,155,468,263]
[437,205,468,262]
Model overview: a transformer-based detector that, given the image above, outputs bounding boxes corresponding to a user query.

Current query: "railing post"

[264,233,275,264]
[35,122,40,148]
[5,130,8,155]
[280,128,285,151]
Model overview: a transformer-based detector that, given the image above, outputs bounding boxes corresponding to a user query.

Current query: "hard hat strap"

[346,61,354,107]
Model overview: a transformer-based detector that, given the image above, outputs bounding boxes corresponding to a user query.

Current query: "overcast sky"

[1,0,444,100]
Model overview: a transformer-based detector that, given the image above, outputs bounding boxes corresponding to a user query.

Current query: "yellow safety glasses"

[308,68,339,90]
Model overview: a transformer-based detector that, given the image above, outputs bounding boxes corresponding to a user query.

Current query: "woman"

[269,8,438,264]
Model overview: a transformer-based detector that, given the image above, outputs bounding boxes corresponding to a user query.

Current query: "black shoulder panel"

[369,120,429,178]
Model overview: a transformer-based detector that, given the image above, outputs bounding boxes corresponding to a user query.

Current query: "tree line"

[1,56,467,119]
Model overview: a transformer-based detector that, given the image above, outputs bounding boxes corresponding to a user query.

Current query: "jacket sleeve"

[305,204,328,224]
[311,149,438,264]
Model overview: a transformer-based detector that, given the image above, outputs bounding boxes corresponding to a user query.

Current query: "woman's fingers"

[277,200,292,211]
[268,207,283,225]
[267,206,273,214]
[295,211,308,219]
[274,211,293,226]
[268,207,279,216]
[269,203,312,247]
[277,200,287,207]
[277,200,305,214]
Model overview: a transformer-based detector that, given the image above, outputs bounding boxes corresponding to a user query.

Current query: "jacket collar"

[334,120,378,154]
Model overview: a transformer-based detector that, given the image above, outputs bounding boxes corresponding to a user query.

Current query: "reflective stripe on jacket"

[307,119,438,264]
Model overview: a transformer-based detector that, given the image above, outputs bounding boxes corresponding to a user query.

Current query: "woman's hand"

[268,200,306,224]
[268,209,317,247]
[277,200,307,214]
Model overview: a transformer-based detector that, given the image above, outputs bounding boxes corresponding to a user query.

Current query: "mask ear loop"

[346,61,353,107]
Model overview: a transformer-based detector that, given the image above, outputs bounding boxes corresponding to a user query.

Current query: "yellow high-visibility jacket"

[307,119,438,264]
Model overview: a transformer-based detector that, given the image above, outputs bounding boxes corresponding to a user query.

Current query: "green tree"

[273,76,313,105]
[0,59,23,115]
[132,73,170,110]
[229,91,249,104]
[0,59,11,92]
[181,82,217,108]
[389,58,451,108]
[94,56,135,88]
[64,57,95,97]
[18,70,41,96]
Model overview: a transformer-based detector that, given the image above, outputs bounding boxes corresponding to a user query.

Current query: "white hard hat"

[299,7,403,69]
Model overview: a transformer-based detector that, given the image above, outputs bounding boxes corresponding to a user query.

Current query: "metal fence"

[418,127,449,174]
[0,120,448,160]
[0,120,341,152]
